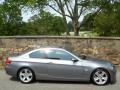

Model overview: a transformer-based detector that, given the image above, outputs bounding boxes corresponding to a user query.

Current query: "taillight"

[5,58,11,65]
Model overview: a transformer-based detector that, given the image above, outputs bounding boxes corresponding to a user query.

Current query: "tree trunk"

[72,20,79,36]
[64,19,70,35]
[56,0,70,36]
[74,28,79,36]
[62,13,70,36]
[73,26,79,36]
[72,0,79,36]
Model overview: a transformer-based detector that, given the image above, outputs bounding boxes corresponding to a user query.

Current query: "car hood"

[82,56,112,65]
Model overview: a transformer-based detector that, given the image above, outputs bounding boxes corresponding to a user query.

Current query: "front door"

[28,48,85,80]
[43,49,85,80]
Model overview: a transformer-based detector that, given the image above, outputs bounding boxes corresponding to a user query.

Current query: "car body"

[5,47,116,85]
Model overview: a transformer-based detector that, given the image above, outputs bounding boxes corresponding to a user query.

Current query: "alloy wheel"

[92,69,109,85]
[19,68,34,83]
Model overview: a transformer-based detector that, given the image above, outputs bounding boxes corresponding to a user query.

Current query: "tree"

[80,13,94,31]
[31,0,100,36]
[93,14,120,36]
[81,0,120,36]
[25,11,65,35]
[92,0,120,36]
[0,0,23,35]
[0,0,65,35]
[47,0,92,35]
[1,0,120,36]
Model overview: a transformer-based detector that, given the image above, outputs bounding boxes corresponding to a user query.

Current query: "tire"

[18,68,34,84]
[91,69,109,85]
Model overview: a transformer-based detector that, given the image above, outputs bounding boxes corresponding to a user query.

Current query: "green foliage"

[67,21,73,32]
[0,0,120,36]
[0,0,65,36]
[20,11,65,35]
[81,13,94,31]
[81,0,120,36]
[0,0,23,35]
[93,13,120,36]
[93,1,120,36]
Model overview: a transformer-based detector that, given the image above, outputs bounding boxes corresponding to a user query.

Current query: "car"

[5,47,116,85]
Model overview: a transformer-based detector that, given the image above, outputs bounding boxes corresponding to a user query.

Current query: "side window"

[29,50,46,59]
[46,50,76,60]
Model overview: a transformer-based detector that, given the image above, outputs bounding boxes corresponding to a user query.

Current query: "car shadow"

[10,76,91,85]
[10,77,19,82]
[37,80,91,85]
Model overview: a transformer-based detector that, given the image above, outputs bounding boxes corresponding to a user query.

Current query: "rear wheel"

[92,69,109,85]
[18,68,34,83]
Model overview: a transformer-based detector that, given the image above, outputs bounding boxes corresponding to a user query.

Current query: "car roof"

[33,47,65,51]
[30,46,66,50]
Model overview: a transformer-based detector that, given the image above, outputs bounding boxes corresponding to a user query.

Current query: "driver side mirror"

[72,59,79,63]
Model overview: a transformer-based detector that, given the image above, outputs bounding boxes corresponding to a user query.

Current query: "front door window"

[45,49,76,61]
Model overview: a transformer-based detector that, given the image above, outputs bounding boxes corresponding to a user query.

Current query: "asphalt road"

[0,69,120,90]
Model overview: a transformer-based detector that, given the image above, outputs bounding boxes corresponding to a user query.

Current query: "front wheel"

[18,68,34,83]
[92,69,109,85]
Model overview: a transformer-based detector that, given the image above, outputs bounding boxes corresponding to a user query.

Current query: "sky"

[0,0,3,3]
[21,9,39,22]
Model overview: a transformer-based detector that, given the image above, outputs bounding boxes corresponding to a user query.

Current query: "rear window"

[29,50,46,59]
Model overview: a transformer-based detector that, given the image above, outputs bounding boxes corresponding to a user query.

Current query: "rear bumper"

[5,65,17,77]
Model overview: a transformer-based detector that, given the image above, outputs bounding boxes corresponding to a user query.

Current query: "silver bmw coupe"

[5,47,116,85]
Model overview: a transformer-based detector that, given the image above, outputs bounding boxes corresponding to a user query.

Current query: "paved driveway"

[0,69,120,90]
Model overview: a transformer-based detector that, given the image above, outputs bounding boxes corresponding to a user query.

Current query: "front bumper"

[109,66,116,84]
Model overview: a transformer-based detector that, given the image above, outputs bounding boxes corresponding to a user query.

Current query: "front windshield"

[66,49,81,57]
[66,49,87,60]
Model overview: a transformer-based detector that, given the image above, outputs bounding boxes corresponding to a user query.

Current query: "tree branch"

[69,2,74,15]
[47,4,71,18]
[78,6,84,18]
[64,1,73,18]
[78,7,101,30]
